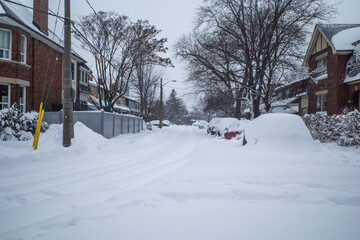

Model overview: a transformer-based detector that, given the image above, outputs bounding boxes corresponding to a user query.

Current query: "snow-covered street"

[1,122,360,240]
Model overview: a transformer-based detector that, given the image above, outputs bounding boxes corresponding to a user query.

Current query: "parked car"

[192,120,209,129]
[150,120,171,127]
[207,117,244,137]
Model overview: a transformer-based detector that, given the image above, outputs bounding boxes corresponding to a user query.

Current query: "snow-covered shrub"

[302,109,360,147]
[0,104,49,141]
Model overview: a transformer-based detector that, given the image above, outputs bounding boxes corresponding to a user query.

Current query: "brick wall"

[0,28,63,112]
[308,46,351,114]
[32,39,63,111]
[33,0,48,35]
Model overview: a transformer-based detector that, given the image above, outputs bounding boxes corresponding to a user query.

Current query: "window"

[316,57,327,76]
[0,84,10,110]
[19,86,26,112]
[21,35,27,63]
[316,94,327,112]
[71,61,76,81]
[0,29,11,60]
[80,70,89,84]
[285,89,291,97]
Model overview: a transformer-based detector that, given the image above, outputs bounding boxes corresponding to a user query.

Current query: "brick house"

[0,0,91,113]
[270,78,309,115]
[302,24,360,114]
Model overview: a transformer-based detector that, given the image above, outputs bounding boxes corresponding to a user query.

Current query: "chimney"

[33,0,48,35]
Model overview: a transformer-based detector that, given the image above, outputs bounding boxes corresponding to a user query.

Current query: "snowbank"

[244,113,315,152]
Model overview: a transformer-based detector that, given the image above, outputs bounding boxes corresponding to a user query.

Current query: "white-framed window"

[80,69,89,85]
[71,61,76,82]
[285,88,291,97]
[316,57,327,76]
[0,84,10,110]
[21,34,27,64]
[0,29,11,60]
[316,93,327,112]
[19,86,26,112]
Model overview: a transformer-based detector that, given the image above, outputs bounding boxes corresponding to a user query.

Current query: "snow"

[1,0,43,36]
[0,4,5,14]
[244,113,315,152]
[345,72,360,83]
[332,27,360,50]
[208,117,246,135]
[0,118,360,240]
[314,73,328,82]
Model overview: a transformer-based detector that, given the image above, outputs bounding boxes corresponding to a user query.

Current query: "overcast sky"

[21,0,360,109]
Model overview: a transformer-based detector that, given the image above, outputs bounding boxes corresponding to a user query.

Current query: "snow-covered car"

[150,120,171,127]
[192,120,209,129]
[145,122,152,130]
[207,117,243,136]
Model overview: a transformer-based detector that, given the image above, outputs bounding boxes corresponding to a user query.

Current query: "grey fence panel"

[113,115,122,136]
[43,111,143,139]
[73,111,103,135]
[103,112,114,138]
[43,111,62,124]
[129,116,134,134]
[122,116,129,134]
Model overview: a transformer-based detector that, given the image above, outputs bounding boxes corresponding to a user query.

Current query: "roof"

[344,44,360,84]
[303,24,360,66]
[318,24,360,49]
[79,84,92,94]
[0,0,85,62]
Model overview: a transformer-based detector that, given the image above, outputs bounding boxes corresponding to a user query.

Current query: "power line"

[3,0,71,22]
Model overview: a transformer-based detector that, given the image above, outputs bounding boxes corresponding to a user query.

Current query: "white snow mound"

[244,113,315,152]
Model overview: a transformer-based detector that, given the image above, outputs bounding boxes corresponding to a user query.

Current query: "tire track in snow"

[0,127,187,208]
[0,127,204,235]
[0,127,183,189]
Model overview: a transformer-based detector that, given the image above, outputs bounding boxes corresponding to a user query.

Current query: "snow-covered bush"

[0,104,49,141]
[302,109,360,147]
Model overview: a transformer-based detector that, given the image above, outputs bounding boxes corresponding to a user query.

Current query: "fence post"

[133,117,136,133]
[120,115,123,135]
[100,110,105,136]
[59,109,63,124]
[128,116,130,133]
[112,113,116,138]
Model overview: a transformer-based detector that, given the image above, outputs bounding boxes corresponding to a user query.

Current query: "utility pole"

[159,78,163,129]
[63,0,73,146]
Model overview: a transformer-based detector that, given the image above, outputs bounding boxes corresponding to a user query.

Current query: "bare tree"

[131,62,162,121]
[75,12,172,111]
[177,0,335,118]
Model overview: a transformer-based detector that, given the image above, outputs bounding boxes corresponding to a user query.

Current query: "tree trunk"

[253,97,260,118]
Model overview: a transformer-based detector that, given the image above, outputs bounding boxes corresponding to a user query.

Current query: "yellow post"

[32,106,42,147]
[32,103,43,148]
[33,109,44,150]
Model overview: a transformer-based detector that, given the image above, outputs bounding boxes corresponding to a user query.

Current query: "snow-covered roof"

[0,3,5,13]
[318,24,360,50]
[332,26,360,51]
[271,97,298,107]
[123,95,139,103]
[0,0,85,62]
[344,45,360,84]
[303,24,360,67]
[113,104,130,112]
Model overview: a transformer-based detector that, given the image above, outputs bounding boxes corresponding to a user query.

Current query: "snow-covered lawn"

[0,118,360,240]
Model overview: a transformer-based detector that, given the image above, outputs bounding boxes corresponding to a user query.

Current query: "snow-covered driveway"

[0,123,360,240]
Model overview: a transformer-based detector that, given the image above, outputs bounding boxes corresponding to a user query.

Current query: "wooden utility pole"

[63,0,73,146]
[159,78,163,129]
